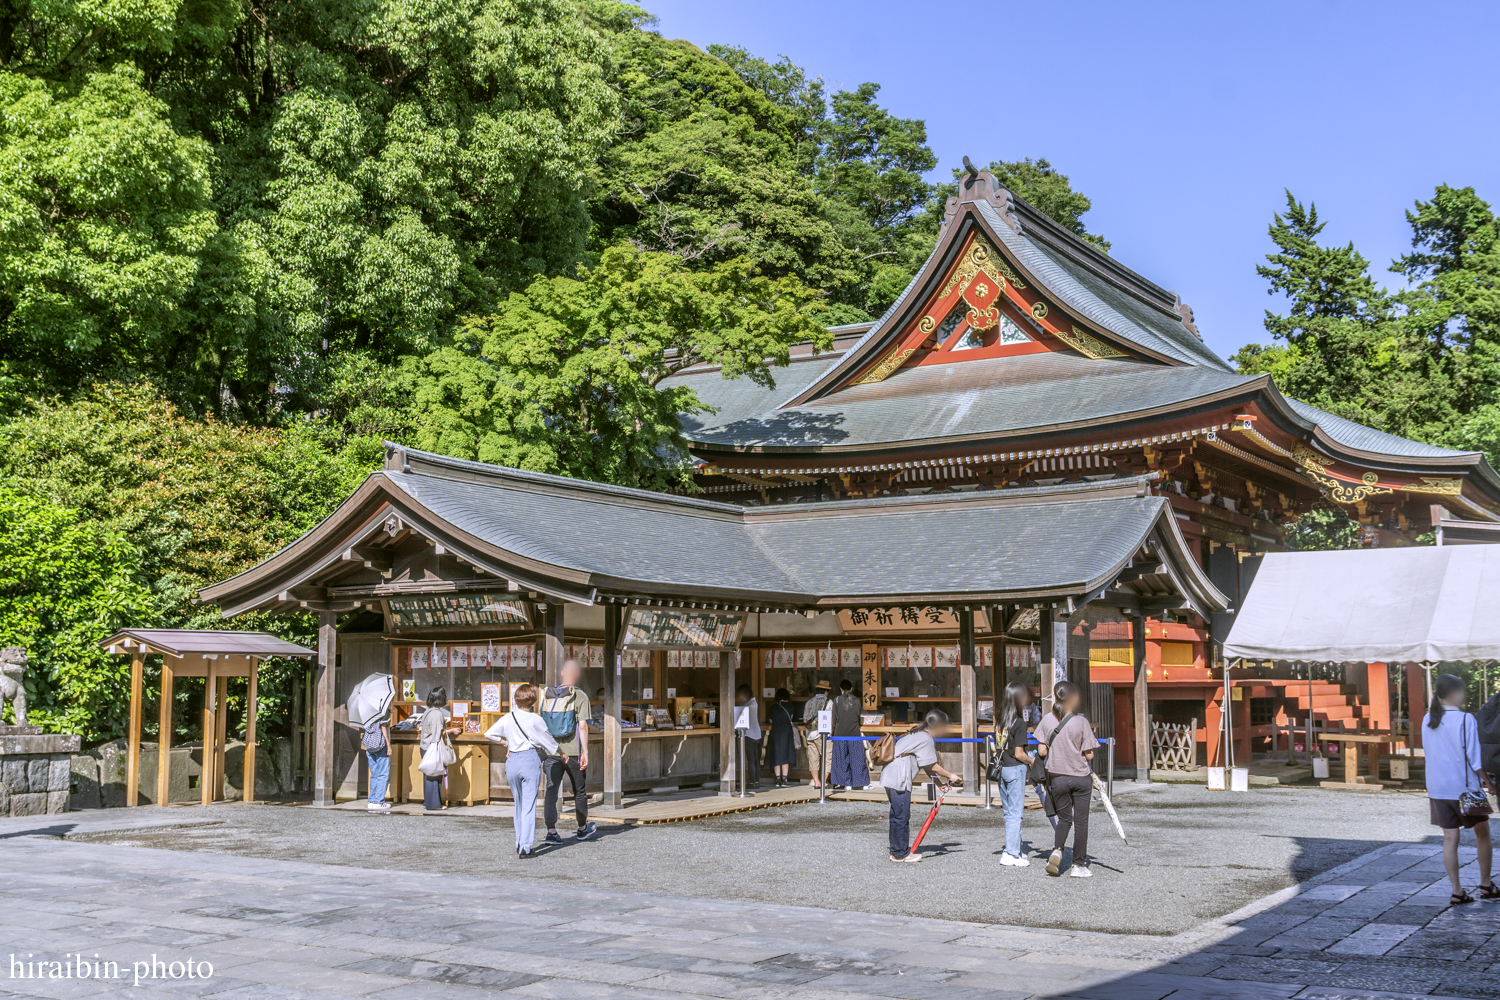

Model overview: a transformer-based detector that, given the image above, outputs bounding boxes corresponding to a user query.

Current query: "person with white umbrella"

[348,674,395,813]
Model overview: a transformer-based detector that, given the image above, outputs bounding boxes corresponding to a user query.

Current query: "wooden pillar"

[543,602,565,690]
[126,652,143,807]
[958,609,978,796]
[243,659,259,803]
[718,649,737,794]
[1365,662,1391,731]
[313,611,337,806]
[214,673,229,801]
[157,658,174,807]
[201,660,216,807]
[1132,613,1150,783]
[603,606,623,810]
[1404,661,1425,749]
[1038,607,1055,713]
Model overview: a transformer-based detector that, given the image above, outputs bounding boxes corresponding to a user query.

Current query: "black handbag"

[1029,713,1075,785]
[985,726,1010,783]
[1459,713,1495,819]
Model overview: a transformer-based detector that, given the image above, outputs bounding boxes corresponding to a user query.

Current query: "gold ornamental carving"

[1030,301,1048,320]
[1399,477,1464,496]
[853,346,916,385]
[1292,443,1393,504]
[918,315,936,334]
[939,235,1026,298]
[1054,324,1127,360]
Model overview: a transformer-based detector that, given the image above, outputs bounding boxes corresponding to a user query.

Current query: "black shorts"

[1430,798,1489,830]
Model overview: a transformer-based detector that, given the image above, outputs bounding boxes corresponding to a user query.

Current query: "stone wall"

[68,737,295,808]
[0,725,81,816]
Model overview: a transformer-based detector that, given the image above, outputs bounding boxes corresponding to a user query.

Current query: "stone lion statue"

[0,646,26,726]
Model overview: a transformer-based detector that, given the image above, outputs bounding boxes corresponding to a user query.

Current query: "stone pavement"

[0,831,1496,1000]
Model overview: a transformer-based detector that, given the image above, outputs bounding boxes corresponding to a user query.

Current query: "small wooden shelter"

[100,629,314,806]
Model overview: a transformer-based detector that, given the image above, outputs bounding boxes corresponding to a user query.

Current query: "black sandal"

[1479,882,1500,900]
[1451,889,1475,905]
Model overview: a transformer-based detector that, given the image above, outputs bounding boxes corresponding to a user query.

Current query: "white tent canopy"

[1223,544,1500,664]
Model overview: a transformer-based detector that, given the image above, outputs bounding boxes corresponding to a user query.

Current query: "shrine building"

[185,167,1500,808]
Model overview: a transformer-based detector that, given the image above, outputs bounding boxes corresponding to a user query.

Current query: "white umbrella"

[348,673,395,727]
[1092,773,1128,846]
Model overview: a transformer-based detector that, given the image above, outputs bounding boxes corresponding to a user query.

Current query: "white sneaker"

[1045,849,1063,876]
[889,853,924,863]
[1067,865,1092,878]
[999,852,1029,866]
[367,802,391,812]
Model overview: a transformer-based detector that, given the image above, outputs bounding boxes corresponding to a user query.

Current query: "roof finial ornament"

[962,155,980,188]
[942,156,1020,233]
[1170,293,1202,340]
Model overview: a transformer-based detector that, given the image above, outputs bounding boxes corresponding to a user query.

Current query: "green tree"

[1232,192,1453,442]
[706,44,825,173]
[404,244,830,489]
[0,66,216,389]
[0,486,155,740]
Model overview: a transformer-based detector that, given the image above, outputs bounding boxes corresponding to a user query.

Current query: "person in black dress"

[767,688,799,787]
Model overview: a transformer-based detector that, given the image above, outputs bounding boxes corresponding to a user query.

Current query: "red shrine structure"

[662,165,1500,768]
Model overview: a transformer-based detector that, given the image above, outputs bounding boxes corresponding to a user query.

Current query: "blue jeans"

[507,748,542,852]
[366,748,389,805]
[887,787,911,858]
[999,764,1027,857]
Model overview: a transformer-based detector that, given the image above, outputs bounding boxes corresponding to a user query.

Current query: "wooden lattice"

[1151,718,1198,771]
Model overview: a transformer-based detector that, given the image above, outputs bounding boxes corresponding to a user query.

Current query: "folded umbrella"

[1092,773,1128,846]
[347,673,395,728]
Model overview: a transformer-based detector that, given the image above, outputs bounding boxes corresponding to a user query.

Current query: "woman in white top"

[1422,674,1496,905]
[485,683,562,857]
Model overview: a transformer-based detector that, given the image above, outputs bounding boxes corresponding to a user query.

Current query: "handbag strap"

[1460,712,1477,795]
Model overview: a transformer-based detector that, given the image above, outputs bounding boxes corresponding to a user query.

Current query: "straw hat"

[814,680,832,691]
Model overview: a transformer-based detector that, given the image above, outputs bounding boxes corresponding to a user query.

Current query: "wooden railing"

[1151,718,1198,771]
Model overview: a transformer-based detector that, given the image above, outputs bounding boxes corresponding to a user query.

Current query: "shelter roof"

[100,629,314,658]
[197,446,1229,620]
[1224,545,1500,664]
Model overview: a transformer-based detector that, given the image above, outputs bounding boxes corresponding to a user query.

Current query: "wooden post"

[603,605,623,810]
[544,602,565,690]
[719,649,737,795]
[958,609,978,796]
[201,659,215,807]
[313,611,337,806]
[157,657,174,807]
[126,652,143,807]
[1038,607,1054,713]
[1132,613,1150,783]
[243,659,259,803]
[214,673,229,801]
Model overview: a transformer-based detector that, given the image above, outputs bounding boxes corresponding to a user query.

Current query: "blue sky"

[640,0,1500,363]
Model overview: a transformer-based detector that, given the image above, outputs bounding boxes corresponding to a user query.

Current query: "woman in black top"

[996,682,1036,866]
[766,688,799,787]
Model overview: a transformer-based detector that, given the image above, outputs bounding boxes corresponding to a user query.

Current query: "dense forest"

[1,0,1496,742]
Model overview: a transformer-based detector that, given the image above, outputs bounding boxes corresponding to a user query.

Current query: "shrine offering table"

[1323,731,1397,789]
[389,732,490,806]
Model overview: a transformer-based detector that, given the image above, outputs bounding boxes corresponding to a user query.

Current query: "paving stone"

[336,956,544,990]
[1323,924,1421,957]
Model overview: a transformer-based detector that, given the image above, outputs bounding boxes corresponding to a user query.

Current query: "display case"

[763,646,862,709]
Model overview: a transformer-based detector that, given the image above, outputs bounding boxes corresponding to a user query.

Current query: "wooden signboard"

[839,607,989,634]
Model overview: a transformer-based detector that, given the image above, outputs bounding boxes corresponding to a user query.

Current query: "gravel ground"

[80,784,1435,936]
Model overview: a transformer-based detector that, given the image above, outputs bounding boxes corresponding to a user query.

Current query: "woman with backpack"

[485,683,561,858]
[1035,681,1095,878]
[766,688,801,787]
[1423,673,1496,904]
[994,682,1036,865]
[417,686,458,811]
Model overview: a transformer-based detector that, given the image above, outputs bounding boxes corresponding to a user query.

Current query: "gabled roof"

[197,446,1230,620]
[99,630,314,658]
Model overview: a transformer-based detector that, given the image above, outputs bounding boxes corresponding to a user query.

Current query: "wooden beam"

[958,608,978,796]
[1132,613,1150,784]
[157,658,174,807]
[543,603,565,690]
[126,652,143,808]
[243,660,259,803]
[1038,607,1055,713]
[602,605,622,810]
[313,611,337,806]
[718,650,737,795]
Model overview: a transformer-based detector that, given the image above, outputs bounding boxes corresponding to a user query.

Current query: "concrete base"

[0,725,80,817]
